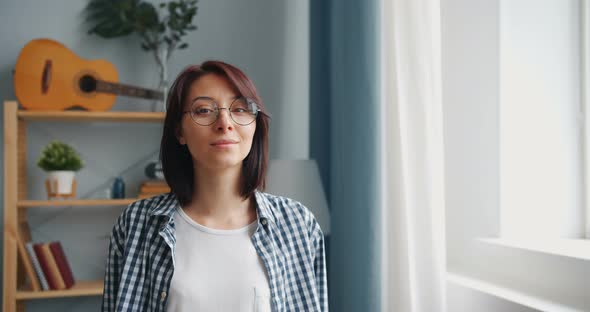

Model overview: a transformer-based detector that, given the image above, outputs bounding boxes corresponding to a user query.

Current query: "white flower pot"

[47,171,76,195]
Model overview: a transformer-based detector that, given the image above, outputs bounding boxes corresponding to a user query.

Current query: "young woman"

[102,60,328,312]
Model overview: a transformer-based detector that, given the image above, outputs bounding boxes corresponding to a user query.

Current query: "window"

[499,0,587,239]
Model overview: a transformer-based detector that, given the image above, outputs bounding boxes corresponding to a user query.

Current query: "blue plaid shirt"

[102,190,328,312]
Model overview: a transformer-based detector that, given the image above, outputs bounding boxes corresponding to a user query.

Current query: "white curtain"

[380,0,447,311]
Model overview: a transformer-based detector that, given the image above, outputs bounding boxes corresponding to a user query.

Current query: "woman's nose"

[216,108,233,130]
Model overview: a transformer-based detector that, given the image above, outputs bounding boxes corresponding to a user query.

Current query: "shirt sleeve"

[311,220,329,312]
[101,209,126,312]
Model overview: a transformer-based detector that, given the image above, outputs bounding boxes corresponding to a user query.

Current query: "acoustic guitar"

[13,38,163,111]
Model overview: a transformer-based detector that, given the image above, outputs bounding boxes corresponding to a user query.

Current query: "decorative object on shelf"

[18,238,41,291]
[265,159,331,235]
[24,242,48,291]
[145,160,165,179]
[138,180,170,199]
[13,38,164,111]
[37,140,84,199]
[102,186,112,199]
[111,176,126,199]
[86,0,199,112]
[28,241,76,291]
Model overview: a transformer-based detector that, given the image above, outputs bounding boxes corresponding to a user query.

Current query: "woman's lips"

[211,141,237,148]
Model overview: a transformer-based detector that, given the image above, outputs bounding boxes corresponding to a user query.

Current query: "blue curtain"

[311,0,382,311]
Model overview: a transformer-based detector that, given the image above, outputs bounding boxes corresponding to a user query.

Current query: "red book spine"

[48,242,75,289]
[32,243,58,290]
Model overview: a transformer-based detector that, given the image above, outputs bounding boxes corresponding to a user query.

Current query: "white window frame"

[582,0,590,239]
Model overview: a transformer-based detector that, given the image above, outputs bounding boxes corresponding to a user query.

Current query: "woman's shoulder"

[256,191,323,235]
[117,192,176,227]
[257,191,307,214]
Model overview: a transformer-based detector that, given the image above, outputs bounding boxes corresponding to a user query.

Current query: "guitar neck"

[95,80,164,100]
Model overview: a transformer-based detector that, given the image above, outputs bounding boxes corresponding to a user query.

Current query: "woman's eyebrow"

[190,96,213,103]
[190,95,240,103]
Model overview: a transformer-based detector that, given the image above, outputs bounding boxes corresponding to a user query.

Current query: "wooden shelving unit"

[16,280,104,300]
[17,199,139,209]
[18,109,165,123]
[3,101,165,311]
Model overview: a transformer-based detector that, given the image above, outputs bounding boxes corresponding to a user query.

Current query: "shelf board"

[18,198,138,208]
[16,280,103,300]
[17,110,165,123]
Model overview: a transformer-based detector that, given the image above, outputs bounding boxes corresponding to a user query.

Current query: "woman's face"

[177,73,256,172]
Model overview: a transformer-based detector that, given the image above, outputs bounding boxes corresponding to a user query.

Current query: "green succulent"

[37,141,84,172]
[85,0,198,58]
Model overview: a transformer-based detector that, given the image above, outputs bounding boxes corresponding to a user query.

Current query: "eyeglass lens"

[189,97,258,126]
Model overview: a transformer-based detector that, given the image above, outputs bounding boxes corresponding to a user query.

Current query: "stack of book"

[138,179,170,199]
[19,240,75,291]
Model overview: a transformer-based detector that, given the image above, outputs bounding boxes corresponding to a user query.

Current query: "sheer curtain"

[379,0,447,311]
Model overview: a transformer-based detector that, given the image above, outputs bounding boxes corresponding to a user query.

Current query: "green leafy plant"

[85,0,198,111]
[37,141,84,172]
[85,0,198,61]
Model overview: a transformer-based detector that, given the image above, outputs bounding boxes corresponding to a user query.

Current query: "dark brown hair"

[160,60,271,206]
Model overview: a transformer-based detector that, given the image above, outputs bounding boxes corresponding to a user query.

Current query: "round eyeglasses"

[183,96,259,126]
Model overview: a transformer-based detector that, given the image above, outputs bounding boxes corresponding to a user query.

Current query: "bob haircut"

[160,60,271,206]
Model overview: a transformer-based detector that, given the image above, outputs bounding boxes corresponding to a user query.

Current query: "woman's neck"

[183,164,256,229]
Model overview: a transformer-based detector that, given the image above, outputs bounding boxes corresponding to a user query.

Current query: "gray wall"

[0,0,309,310]
[310,0,331,202]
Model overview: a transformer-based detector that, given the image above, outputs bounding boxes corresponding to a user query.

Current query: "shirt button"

[161,291,167,300]
[261,218,268,225]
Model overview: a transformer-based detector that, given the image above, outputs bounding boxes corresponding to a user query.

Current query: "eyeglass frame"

[182,96,260,126]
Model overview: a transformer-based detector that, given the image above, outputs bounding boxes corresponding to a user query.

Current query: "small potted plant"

[37,140,84,198]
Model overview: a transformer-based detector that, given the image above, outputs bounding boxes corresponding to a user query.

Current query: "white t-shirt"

[166,205,272,312]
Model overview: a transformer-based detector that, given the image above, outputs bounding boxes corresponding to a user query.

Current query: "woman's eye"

[195,108,213,115]
[233,108,247,113]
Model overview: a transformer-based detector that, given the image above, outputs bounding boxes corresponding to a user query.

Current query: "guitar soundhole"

[79,75,97,93]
